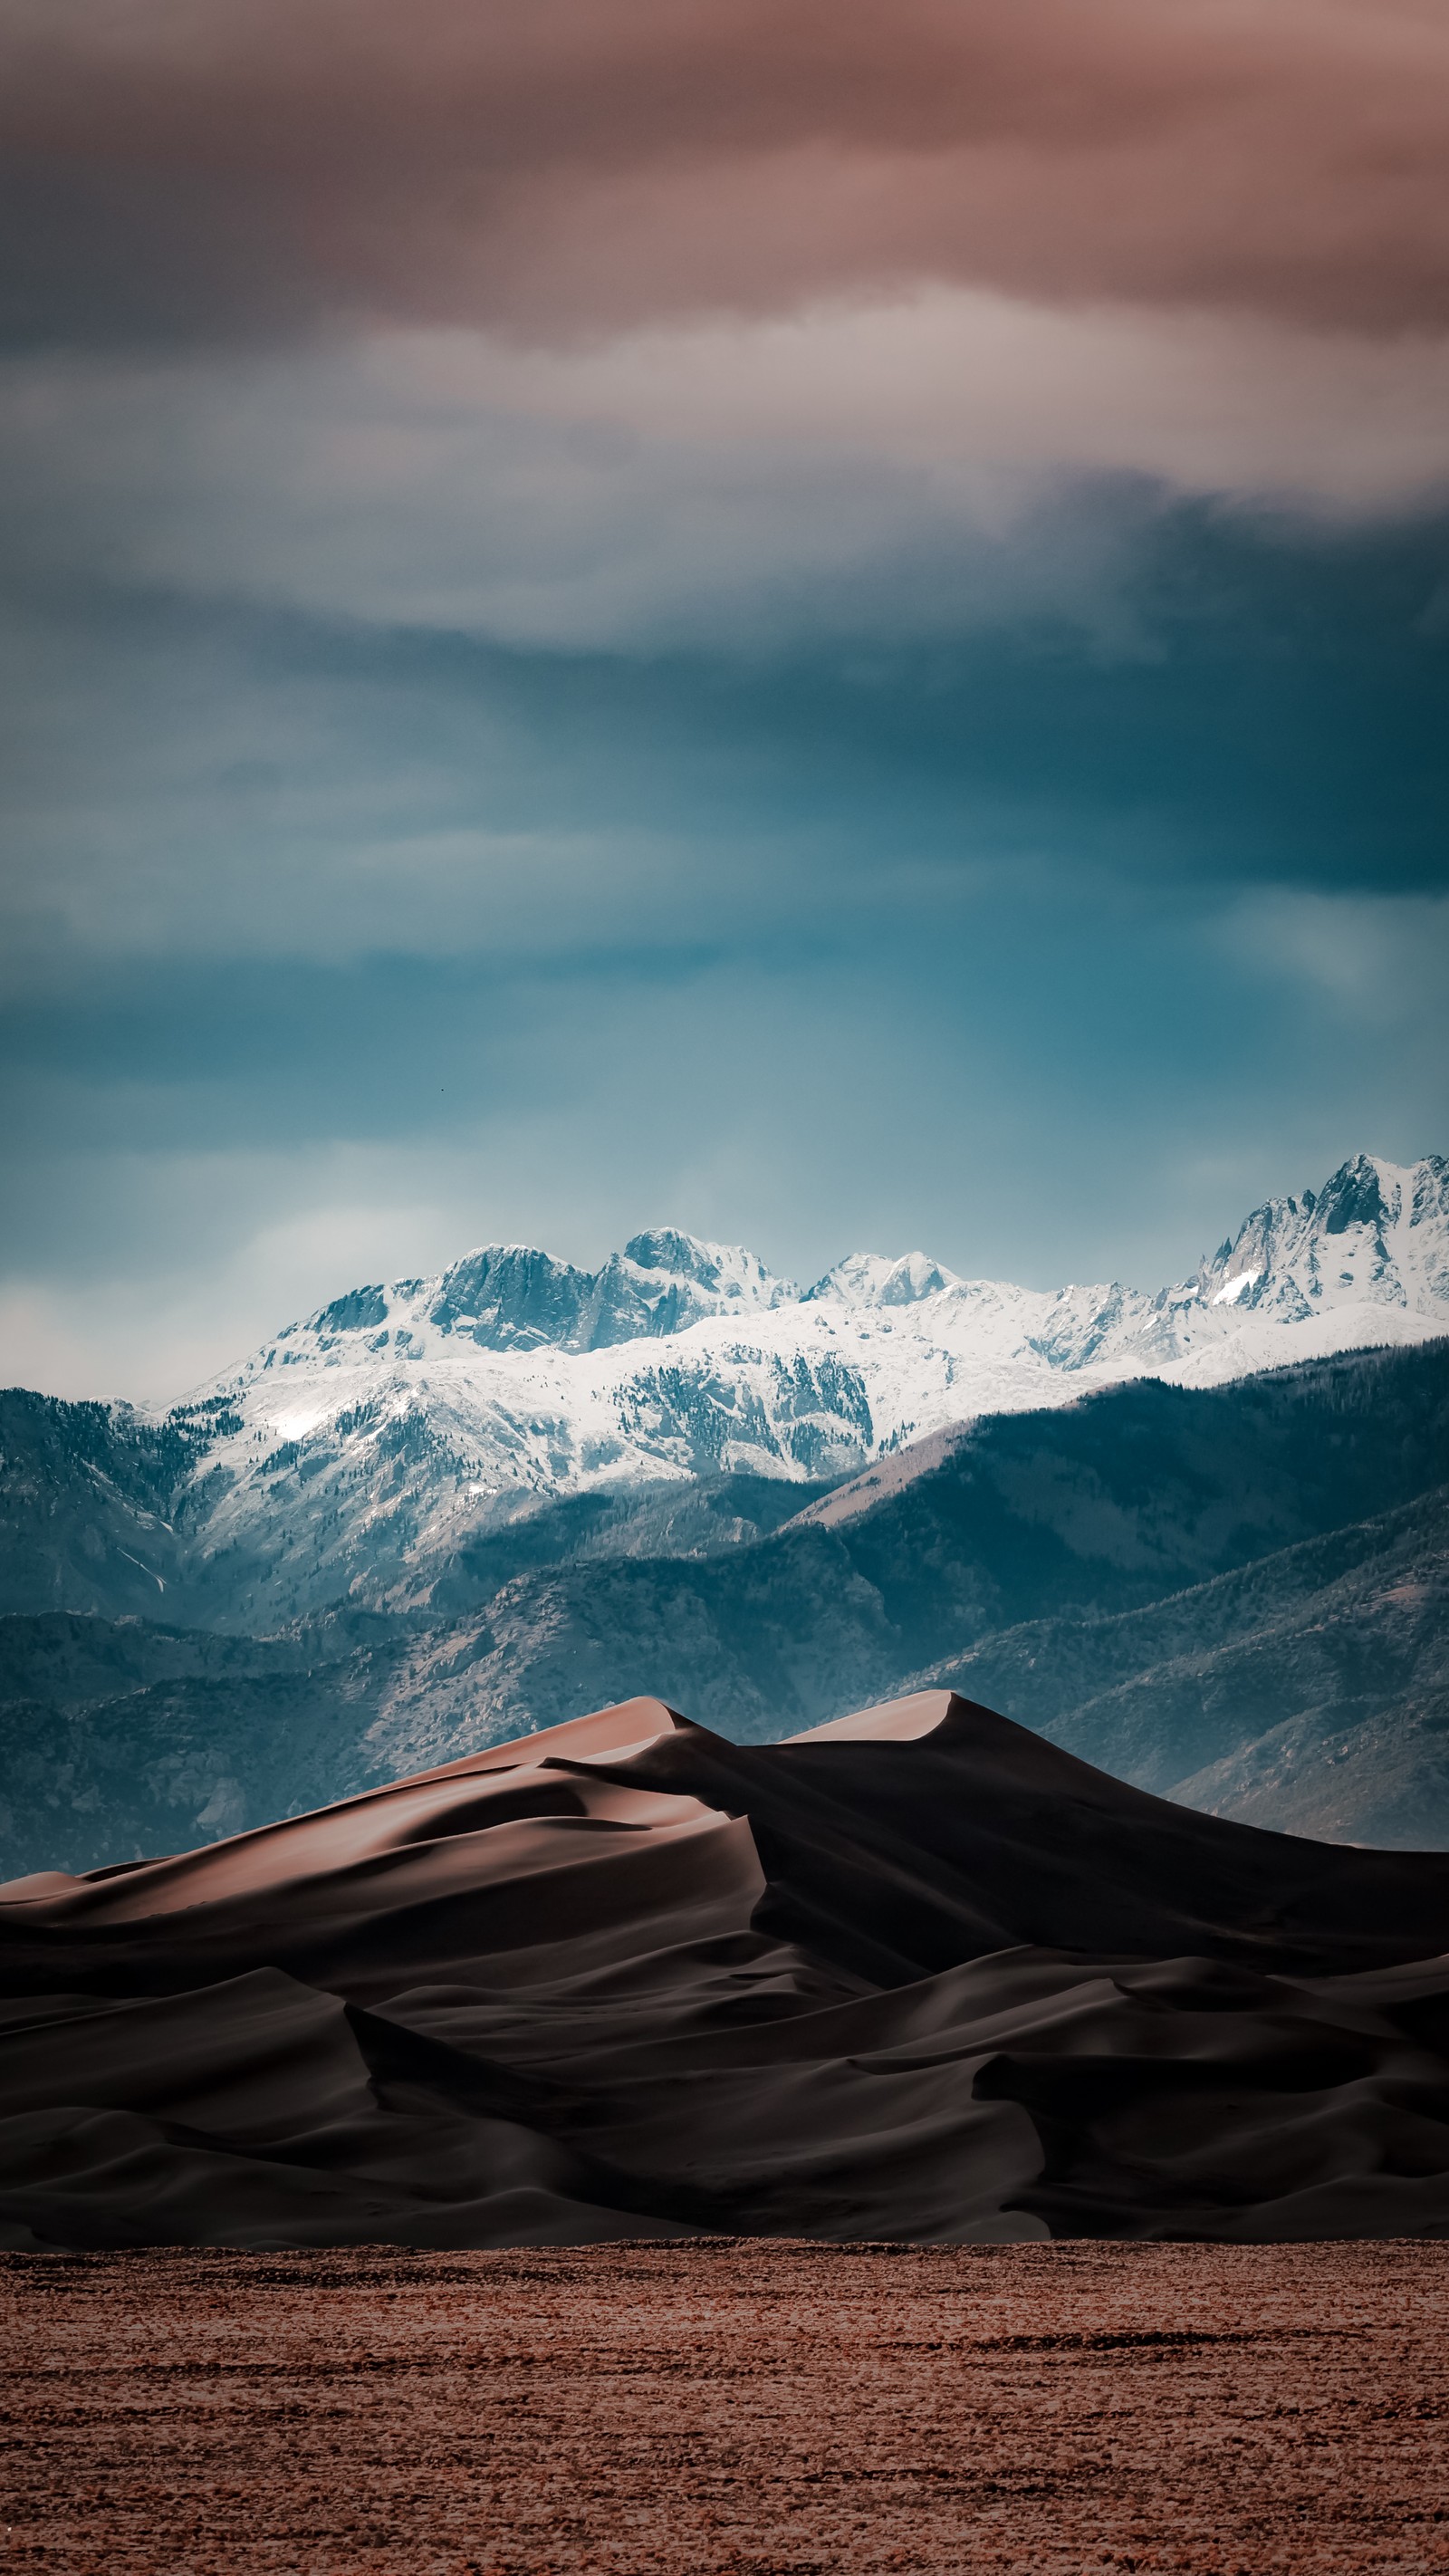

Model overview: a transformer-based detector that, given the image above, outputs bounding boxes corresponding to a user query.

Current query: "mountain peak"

[1194,1151,1449,1323]
[621,1229,795,1304]
[806,1250,960,1309]
[386,1228,799,1356]
[1317,1152,1391,1236]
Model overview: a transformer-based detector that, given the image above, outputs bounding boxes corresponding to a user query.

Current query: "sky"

[3,0,1448,1404]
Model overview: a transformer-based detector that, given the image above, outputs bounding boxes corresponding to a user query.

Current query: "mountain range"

[5,1150,1447,1630]
[1,1149,1447,1880]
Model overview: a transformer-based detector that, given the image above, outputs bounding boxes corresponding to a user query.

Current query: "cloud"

[2,483,1446,1025]
[4,0,1448,347]
[5,299,1449,668]
[1223,888,1449,1022]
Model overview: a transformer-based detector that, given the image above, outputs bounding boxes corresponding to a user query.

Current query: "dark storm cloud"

[2,497,1446,1134]
[3,0,1448,347]
[14,495,1444,918]
[3,499,1446,1103]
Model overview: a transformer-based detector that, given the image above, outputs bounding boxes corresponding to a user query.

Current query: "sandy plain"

[2,2242,1446,2574]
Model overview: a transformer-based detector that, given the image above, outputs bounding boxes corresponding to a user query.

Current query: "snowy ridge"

[177,1153,1449,1614]
[422,1229,796,1354]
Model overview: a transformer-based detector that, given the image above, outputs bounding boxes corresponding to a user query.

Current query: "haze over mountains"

[1,1149,1447,1880]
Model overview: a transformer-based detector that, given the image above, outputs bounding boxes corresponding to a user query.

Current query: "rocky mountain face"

[5,1338,1448,1878]
[4,1151,1440,1631]
[335,1339,1449,1781]
[426,1229,794,1350]
[0,1390,237,1620]
[0,1606,416,1874]
[914,1490,1449,1850]
[1194,1151,1449,1322]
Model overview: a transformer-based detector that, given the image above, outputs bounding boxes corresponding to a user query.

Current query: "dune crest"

[784,1689,957,1744]
[3,1694,1449,2248]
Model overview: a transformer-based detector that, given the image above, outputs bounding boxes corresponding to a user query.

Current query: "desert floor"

[2,2241,1446,2572]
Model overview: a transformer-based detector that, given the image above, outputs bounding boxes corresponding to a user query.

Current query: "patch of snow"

[273,1409,324,1440]
[1211,1269,1262,1308]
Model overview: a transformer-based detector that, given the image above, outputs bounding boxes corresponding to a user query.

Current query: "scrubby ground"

[2,2243,1446,2572]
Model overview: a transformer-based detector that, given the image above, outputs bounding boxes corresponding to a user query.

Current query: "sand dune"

[3,1692,1448,2246]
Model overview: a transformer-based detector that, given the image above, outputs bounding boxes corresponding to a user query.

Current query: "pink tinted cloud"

[4,0,1448,340]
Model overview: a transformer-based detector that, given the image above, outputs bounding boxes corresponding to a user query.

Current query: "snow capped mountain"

[422,1230,796,1354]
[1197,1152,1449,1322]
[171,1153,1448,1617]
[805,1250,960,1309]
